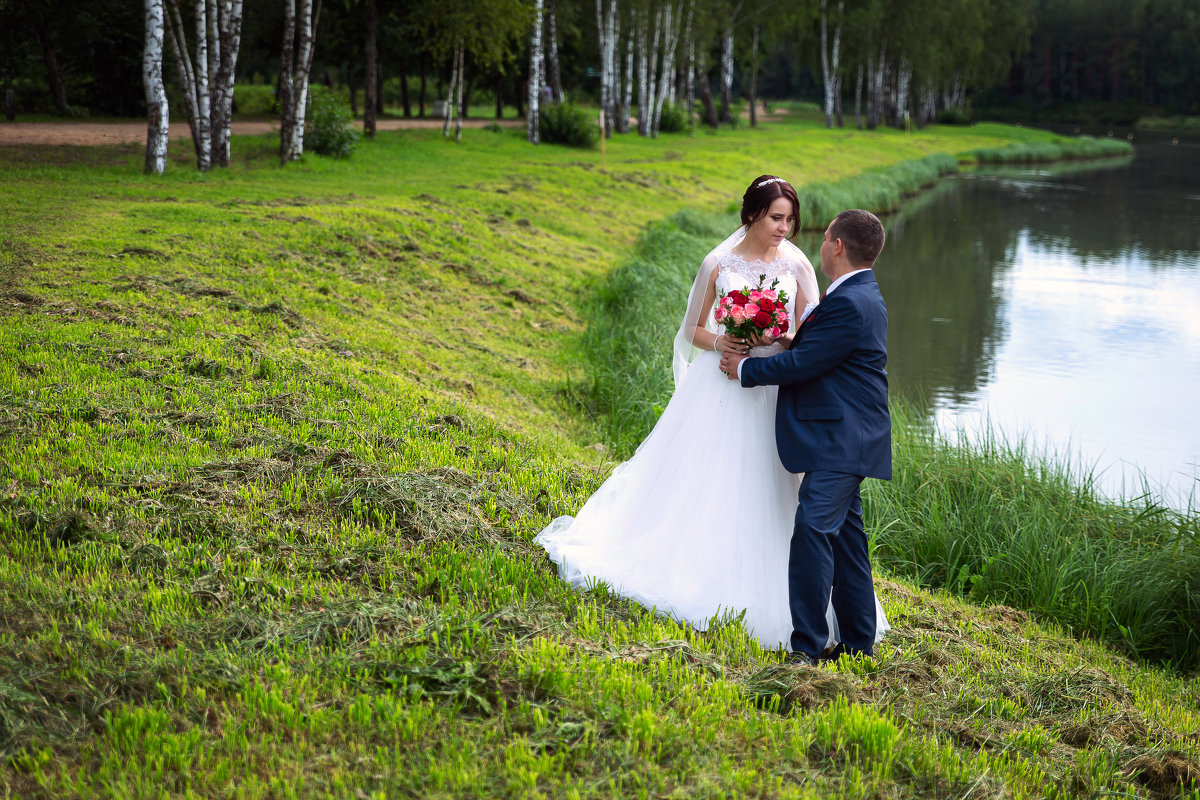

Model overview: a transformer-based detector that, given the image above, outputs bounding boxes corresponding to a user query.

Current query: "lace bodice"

[714,254,800,357]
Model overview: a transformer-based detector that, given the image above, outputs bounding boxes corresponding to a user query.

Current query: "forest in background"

[0,0,1196,131]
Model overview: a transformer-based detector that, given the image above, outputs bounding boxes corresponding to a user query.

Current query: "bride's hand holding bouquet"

[713,276,791,350]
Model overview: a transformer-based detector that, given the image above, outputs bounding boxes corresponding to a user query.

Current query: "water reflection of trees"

[801,145,1198,418]
[878,180,1021,415]
[1017,145,1200,264]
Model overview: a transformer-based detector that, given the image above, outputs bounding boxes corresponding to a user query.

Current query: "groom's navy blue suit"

[740,269,891,659]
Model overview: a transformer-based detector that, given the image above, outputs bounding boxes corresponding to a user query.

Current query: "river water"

[799,134,1200,510]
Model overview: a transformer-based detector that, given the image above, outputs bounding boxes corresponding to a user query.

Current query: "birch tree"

[819,0,844,128]
[162,0,243,170]
[144,0,169,174]
[279,0,322,164]
[545,0,562,102]
[527,0,544,143]
[595,0,618,137]
[650,1,681,137]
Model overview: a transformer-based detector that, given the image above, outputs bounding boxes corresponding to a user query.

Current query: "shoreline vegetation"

[2,112,1199,798]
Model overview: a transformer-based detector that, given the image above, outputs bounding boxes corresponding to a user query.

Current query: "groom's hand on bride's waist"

[719,351,747,381]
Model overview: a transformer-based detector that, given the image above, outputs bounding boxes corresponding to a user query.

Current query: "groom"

[720,209,891,666]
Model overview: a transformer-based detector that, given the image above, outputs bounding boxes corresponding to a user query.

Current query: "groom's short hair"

[831,209,885,267]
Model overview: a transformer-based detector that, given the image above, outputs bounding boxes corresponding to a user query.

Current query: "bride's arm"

[690,272,748,355]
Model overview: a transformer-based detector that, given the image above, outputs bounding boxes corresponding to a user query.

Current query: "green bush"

[935,106,972,126]
[234,84,278,116]
[539,102,599,148]
[304,86,361,158]
[658,101,688,133]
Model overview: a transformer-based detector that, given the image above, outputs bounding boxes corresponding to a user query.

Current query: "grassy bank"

[972,135,1134,163]
[3,114,1199,798]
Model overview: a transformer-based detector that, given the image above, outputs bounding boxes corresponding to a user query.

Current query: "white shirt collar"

[824,268,872,297]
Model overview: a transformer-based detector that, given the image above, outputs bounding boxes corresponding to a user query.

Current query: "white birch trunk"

[748,20,758,127]
[645,6,662,137]
[607,5,619,132]
[290,0,318,160]
[719,22,733,123]
[620,21,633,133]
[209,0,243,167]
[527,0,543,143]
[454,43,464,142]
[635,8,648,136]
[596,0,617,138]
[194,0,211,170]
[443,42,458,138]
[144,0,169,174]
[896,55,911,129]
[682,0,693,124]
[546,0,562,102]
[279,0,296,162]
[651,2,678,137]
[164,0,198,145]
[831,4,842,127]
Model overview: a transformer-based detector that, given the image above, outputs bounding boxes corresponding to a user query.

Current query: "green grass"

[1136,116,1200,131]
[2,115,1199,798]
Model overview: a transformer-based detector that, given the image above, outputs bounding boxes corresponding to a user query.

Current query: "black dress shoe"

[785,650,818,666]
[820,643,871,663]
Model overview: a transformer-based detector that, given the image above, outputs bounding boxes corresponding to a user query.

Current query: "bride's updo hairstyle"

[741,175,801,240]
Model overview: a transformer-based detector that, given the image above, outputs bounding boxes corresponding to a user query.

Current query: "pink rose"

[769,326,782,338]
[714,307,727,322]
[730,307,746,323]
[744,303,760,317]
[748,290,763,302]
[722,296,734,307]
[762,289,779,301]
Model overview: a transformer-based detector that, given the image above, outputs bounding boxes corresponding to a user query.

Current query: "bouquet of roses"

[713,274,791,342]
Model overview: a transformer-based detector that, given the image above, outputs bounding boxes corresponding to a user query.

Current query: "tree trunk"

[36,25,69,115]
[854,63,863,129]
[528,0,543,143]
[683,0,694,125]
[595,0,617,138]
[400,59,412,117]
[454,44,464,141]
[279,0,297,161]
[419,61,426,116]
[348,65,357,116]
[546,0,562,102]
[619,16,632,133]
[443,46,458,137]
[696,49,718,128]
[4,83,14,122]
[364,0,377,137]
[495,76,504,118]
[719,23,733,124]
[210,0,244,168]
[144,0,169,174]
[748,20,758,127]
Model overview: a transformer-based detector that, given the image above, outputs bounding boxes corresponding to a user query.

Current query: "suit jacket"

[740,270,892,479]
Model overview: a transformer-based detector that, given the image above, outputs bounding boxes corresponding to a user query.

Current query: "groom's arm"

[741,298,862,388]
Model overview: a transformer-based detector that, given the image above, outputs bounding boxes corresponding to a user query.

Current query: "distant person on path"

[536,178,889,656]
[720,209,891,666]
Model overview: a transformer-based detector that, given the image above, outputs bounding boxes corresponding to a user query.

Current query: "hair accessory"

[755,177,788,189]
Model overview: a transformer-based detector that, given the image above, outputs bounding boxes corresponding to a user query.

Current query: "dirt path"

[0,117,524,147]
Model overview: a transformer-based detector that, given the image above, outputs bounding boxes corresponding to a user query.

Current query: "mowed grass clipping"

[2,112,1199,799]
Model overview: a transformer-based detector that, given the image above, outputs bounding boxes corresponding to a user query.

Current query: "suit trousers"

[789,470,878,659]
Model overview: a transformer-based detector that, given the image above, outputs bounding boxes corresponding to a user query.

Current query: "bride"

[537,175,889,653]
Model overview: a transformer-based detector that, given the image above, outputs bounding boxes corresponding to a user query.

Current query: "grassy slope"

[1,113,1198,799]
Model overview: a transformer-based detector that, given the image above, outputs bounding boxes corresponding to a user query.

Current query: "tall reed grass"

[870,405,1200,667]
[972,135,1134,163]
[585,166,1200,668]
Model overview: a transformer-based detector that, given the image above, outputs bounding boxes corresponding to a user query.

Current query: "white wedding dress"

[537,239,890,651]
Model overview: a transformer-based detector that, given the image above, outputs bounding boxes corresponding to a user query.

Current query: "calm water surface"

[801,136,1200,509]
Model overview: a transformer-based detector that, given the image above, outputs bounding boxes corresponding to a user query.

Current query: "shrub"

[657,101,688,133]
[304,86,361,158]
[234,84,278,116]
[935,106,972,126]
[539,102,599,148]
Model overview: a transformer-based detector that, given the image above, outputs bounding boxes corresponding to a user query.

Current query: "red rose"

[759,298,776,312]
[779,319,789,333]
[728,290,749,305]
[753,310,772,328]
